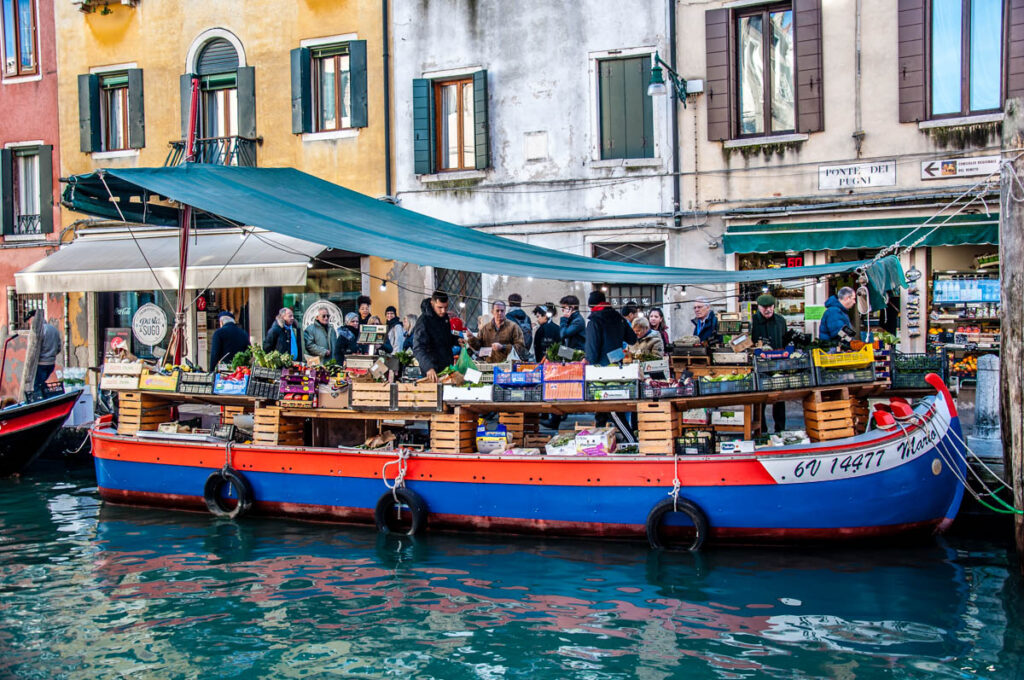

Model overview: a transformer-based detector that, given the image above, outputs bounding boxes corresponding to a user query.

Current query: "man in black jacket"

[210,311,249,369]
[751,294,788,433]
[585,291,637,366]
[263,307,302,361]
[413,291,454,381]
[332,312,361,363]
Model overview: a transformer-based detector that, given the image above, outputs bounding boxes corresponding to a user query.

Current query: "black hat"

[385,305,397,315]
[218,310,235,320]
[587,290,606,307]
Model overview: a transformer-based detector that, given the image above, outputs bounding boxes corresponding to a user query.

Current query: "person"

[302,307,338,362]
[506,293,534,360]
[819,287,857,341]
[648,307,670,346]
[584,291,637,366]
[690,297,720,345]
[558,295,586,351]
[413,290,455,381]
[402,313,417,351]
[385,305,405,354]
[467,300,526,363]
[751,294,788,434]
[332,312,361,362]
[26,310,61,392]
[263,307,302,361]
[356,295,373,325]
[630,316,664,358]
[209,310,249,368]
[532,305,560,360]
[621,303,639,325]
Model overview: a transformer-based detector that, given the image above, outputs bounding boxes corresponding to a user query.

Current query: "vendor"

[467,300,526,363]
[412,291,454,381]
[819,287,856,341]
[690,297,720,345]
[751,294,787,434]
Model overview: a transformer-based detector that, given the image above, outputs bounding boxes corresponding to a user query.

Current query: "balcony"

[165,136,259,168]
[14,214,41,236]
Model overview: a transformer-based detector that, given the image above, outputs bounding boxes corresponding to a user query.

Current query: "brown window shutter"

[897,0,927,123]
[1009,0,1024,100]
[705,8,732,141]
[794,0,824,133]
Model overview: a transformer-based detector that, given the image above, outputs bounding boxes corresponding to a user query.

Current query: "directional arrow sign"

[921,155,1000,180]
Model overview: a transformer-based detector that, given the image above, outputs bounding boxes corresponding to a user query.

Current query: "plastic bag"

[454,347,478,375]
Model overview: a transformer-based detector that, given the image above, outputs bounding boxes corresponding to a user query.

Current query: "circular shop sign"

[132,303,168,346]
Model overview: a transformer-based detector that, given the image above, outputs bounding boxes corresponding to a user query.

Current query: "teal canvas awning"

[724,214,998,254]
[62,164,888,285]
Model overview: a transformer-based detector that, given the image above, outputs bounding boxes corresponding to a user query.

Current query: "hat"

[385,305,397,315]
[587,290,606,307]
[218,310,235,320]
[756,294,776,307]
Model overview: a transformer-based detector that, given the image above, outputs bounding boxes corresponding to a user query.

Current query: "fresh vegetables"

[230,347,253,370]
[546,343,584,362]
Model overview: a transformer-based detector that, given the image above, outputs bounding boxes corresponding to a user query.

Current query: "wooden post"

[19,312,42,402]
[999,97,1024,561]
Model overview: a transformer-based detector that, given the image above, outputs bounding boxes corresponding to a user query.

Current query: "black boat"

[0,389,83,476]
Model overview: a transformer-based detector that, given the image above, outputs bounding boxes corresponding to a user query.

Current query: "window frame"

[10,145,39,236]
[100,74,130,152]
[1,0,38,79]
[199,73,238,140]
[733,1,796,138]
[10,292,42,331]
[926,0,1008,120]
[595,54,655,160]
[312,45,352,133]
[432,77,475,172]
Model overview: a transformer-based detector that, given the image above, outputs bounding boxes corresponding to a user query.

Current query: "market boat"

[90,374,967,548]
[0,389,84,476]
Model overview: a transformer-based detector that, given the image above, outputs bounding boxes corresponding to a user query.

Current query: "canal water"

[2,465,1022,679]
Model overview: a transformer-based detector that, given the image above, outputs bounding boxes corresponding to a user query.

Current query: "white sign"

[818,161,896,190]
[132,303,168,346]
[921,155,1000,180]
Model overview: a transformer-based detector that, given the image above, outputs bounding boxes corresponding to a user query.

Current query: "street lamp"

[647,52,687,108]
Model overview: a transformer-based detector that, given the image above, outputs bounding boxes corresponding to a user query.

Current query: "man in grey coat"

[27,310,61,392]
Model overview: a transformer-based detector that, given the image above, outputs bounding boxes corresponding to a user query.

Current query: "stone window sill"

[92,149,140,160]
[419,169,487,184]
[723,133,809,149]
[918,112,1004,130]
[302,129,360,142]
[591,157,662,169]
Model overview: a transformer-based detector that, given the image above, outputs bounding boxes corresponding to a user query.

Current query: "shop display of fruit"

[952,356,978,377]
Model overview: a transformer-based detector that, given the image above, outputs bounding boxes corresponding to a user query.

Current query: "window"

[79,70,144,153]
[435,78,475,170]
[597,56,654,159]
[313,45,351,131]
[10,292,42,330]
[930,0,1003,117]
[1,0,36,77]
[291,40,367,135]
[101,74,129,151]
[14,149,38,234]
[593,242,665,308]
[435,268,482,331]
[200,73,238,139]
[412,70,489,174]
[0,145,50,236]
[736,5,794,136]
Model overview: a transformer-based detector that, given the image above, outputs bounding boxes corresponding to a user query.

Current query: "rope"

[668,454,681,511]
[223,440,234,472]
[382,448,411,501]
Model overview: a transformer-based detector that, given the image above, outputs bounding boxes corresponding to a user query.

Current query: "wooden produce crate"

[637,401,680,455]
[803,387,855,442]
[685,364,752,380]
[850,397,870,434]
[221,404,247,426]
[396,383,442,411]
[253,406,304,446]
[430,411,477,453]
[499,412,539,447]
[118,391,173,435]
[351,382,394,410]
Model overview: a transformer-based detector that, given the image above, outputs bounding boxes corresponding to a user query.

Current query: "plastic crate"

[587,381,638,401]
[755,370,814,391]
[251,366,282,380]
[812,345,875,369]
[543,381,585,401]
[675,433,714,456]
[493,384,543,402]
[754,353,812,373]
[493,366,544,385]
[247,378,281,400]
[542,362,585,382]
[27,381,65,403]
[814,365,876,386]
[719,320,748,335]
[697,374,756,395]
[892,352,945,373]
[640,381,698,399]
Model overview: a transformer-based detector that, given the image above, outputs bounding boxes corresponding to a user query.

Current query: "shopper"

[648,307,670,346]
[621,303,639,325]
[303,307,338,361]
[532,305,561,360]
[333,312,361,362]
[263,307,302,361]
[690,297,720,345]
[356,295,373,325]
[26,310,61,392]
[412,291,455,381]
[506,293,534,360]
[402,314,417,352]
[630,316,664,358]
[558,295,586,351]
[585,291,637,366]
[751,294,788,433]
[209,310,250,368]
[819,287,857,341]
[467,300,526,363]
[385,305,405,354]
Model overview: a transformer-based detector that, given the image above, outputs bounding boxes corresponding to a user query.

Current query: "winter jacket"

[819,295,853,341]
[506,307,533,360]
[751,311,787,349]
[332,325,360,362]
[263,321,302,361]
[533,320,561,360]
[650,323,670,347]
[690,309,720,345]
[209,321,249,369]
[585,305,638,366]
[630,330,665,358]
[302,321,338,360]
[558,311,586,351]
[412,298,454,374]
[469,319,526,363]
[38,323,62,367]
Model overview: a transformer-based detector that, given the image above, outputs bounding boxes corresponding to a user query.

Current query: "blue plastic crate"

[493,366,544,385]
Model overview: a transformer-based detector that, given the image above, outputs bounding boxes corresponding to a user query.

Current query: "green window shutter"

[598,59,622,159]
[37,146,53,234]
[127,69,145,149]
[349,40,368,128]
[0,150,12,235]
[598,57,653,159]
[77,73,100,153]
[473,69,489,169]
[237,66,257,138]
[413,78,435,174]
[290,47,312,134]
[180,73,196,139]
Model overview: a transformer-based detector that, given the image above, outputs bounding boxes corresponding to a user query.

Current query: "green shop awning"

[62,164,885,285]
[724,214,998,254]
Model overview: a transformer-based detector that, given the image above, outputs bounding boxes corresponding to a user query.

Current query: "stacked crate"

[220,404,247,426]
[637,401,680,455]
[850,397,870,434]
[499,412,539,447]
[430,411,477,453]
[542,362,585,401]
[803,387,855,442]
[118,392,173,435]
[396,383,442,411]
[252,406,304,446]
[351,382,393,409]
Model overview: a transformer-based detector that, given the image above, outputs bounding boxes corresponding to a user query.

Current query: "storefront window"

[98,290,175,360]
[279,264,361,332]
[737,252,807,331]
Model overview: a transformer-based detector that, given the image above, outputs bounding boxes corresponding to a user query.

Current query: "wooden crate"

[221,404,247,426]
[253,406,304,446]
[803,389,855,442]
[430,411,477,453]
[499,412,539,447]
[117,392,173,435]
[686,365,753,379]
[396,383,442,411]
[351,382,393,409]
[637,401,679,455]
[850,397,870,434]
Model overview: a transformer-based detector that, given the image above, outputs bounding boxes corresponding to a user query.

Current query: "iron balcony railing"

[14,214,41,235]
[165,136,259,167]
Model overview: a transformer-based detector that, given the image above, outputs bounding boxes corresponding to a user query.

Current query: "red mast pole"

[169,76,200,365]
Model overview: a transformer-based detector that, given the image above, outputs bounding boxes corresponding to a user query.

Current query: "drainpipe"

[852,0,865,156]
[668,0,680,227]
[382,0,393,198]
[63,293,70,367]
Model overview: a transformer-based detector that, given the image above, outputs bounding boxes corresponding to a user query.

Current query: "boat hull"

[91,388,968,544]
[0,389,83,476]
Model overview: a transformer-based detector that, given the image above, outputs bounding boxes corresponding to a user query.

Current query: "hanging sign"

[818,161,896,190]
[920,155,999,180]
[132,303,168,346]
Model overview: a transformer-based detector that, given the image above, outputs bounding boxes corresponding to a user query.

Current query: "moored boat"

[0,389,84,476]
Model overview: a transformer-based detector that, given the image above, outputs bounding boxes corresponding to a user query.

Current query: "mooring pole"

[999,97,1024,561]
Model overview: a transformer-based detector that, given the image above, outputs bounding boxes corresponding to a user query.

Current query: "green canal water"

[1,466,1022,679]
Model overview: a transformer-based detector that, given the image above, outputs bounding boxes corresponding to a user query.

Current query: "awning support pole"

[168,76,200,365]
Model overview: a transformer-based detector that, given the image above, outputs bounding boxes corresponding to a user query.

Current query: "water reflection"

[0,471,1020,679]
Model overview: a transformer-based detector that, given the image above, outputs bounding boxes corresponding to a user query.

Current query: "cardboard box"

[476,422,511,454]
[543,381,584,401]
[316,383,351,409]
[585,364,640,381]
[639,358,670,374]
[442,385,494,402]
[680,408,709,425]
[545,433,578,456]
[718,440,755,454]
[711,409,746,426]
[729,334,754,352]
[138,370,179,392]
[575,427,617,455]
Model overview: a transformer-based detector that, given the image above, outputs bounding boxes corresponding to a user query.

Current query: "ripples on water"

[1,467,1022,679]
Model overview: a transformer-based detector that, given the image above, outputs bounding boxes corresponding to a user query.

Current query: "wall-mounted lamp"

[647,52,688,108]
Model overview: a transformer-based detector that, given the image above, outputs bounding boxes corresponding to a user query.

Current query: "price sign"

[786,256,804,268]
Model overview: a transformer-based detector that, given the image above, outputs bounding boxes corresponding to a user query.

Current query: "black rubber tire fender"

[203,467,254,519]
[646,497,709,551]
[374,487,428,536]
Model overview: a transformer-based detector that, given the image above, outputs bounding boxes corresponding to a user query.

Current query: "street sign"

[818,161,896,190]
[920,155,999,180]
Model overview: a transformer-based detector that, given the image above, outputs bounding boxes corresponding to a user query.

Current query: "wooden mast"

[167,76,200,365]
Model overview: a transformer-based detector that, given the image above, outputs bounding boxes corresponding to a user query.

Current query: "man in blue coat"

[819,287,856,341]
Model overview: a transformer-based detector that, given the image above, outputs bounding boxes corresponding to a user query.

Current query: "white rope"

[382,448,411,501]
[668,454,681,511]
[224,440,234,472]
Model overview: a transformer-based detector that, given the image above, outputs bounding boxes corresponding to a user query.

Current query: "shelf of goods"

[891,351,945,389]
[803,387,866,443]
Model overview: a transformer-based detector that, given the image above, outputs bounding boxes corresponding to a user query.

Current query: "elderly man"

[819,287,857,341]
[263,307,302,361]
[467,300,526,363]
[690,297,720,345]
[751,294,788,434]
[210,310,249,368]
[303,307,338,362]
